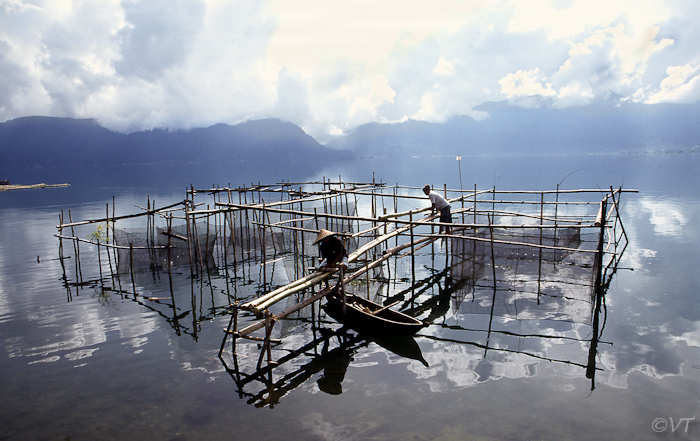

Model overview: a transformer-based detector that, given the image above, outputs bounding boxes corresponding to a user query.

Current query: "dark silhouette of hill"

[0,117,350,173]
[326,101,700,157]
[0,116,123,166]
[2,99,698,181]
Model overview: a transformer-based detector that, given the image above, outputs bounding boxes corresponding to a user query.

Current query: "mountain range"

[1,100,698,178]
[0,117,346,171]
[326,100,700,157]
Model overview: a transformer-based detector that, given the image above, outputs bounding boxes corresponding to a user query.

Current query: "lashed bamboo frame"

[54,178,635,354]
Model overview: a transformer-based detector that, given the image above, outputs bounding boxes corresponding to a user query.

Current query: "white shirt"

[428,191,449,210]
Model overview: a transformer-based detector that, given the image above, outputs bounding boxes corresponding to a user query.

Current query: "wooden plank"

[0,183,70,192]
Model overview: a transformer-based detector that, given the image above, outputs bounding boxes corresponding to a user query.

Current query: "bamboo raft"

[0,182,70,191]
[54,178,635,381]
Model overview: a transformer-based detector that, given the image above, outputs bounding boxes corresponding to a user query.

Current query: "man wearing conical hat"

[313,229,348,289]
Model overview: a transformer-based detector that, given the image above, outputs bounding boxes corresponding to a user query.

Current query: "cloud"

[647,64,700,103]
[0,0,698,141]
[500,68,556,99]
[113,0,207,80]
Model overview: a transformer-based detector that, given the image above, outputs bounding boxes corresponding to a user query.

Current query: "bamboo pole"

[413,232,600,254]
[243,212,437,313]
[234,237,431,337]
[56,200,186,229]
[262,200,267,288]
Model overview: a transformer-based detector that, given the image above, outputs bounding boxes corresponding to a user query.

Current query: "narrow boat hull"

[324,291,427,336]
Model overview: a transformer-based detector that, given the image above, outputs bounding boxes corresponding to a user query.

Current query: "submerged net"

[113,224,218,272]
[450,227,598,324]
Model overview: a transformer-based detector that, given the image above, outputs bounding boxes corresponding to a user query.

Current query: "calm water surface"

[0,153,698,441]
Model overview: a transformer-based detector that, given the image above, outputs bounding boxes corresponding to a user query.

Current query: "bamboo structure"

[55,177,635,395]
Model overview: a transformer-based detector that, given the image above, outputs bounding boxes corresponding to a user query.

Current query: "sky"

[0,0,699,142]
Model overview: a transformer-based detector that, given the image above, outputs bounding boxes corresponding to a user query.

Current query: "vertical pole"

[105,203,115,282]
[537,192,544,304]
[185,198,195,277]
[473,184,477,225]
[68,210,82,284]
[300,199,305,275]
[262,200,267,288]
[410,211,415,288]
[97,238,103,288]
[457,156,464,223]
[587,197,608,389]
[129,243,136,297]
[365,249,370,300]
[167,213,175,302]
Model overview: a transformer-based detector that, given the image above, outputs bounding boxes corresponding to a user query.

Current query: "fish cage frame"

[55,178,635,394]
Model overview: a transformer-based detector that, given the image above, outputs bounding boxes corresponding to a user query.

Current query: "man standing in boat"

[423,184,452,234]
[313,229,348,291]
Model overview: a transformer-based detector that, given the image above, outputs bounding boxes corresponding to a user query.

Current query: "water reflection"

[3,154,700,440]
[215,235,616,408]
[52,183,634,409]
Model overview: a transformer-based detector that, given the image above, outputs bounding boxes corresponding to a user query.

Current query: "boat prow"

[324,289,428,336]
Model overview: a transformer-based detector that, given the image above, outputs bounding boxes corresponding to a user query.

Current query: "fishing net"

[450,226,598,324]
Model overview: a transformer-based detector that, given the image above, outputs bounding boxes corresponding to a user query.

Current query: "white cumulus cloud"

[0,0,698,141]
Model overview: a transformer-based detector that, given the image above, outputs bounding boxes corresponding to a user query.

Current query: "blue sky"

[1,0,698,142]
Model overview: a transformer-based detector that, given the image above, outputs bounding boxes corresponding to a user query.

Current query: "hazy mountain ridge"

[326,101,700,157]
[0,117,348,172]
[1,100,698,179]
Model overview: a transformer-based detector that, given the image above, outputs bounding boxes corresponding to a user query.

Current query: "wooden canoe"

[324,290,427,336]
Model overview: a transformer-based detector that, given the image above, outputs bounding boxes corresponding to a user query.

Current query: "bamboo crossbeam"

[472,199,600,206]
[243,271,333,309]
[253,274,331,312]
[200,192,344,214]
[215,202,389,224]
[481,209,596,223]
[234,286,335,337]
[194,183,381,215]
[414,233,602,254]
[192,187,350,215]
[390,184,637,195]
[54,234,170,250]
[248,206,598,238]
[212,191,608,234]
[242,213,437,312]
[351,212,436,258]
[235,236,433,336]
[335,188,429,201]
[160,230,188,242]
[377,193,478,220]
[267,217,314,227]
[56,200,187,229]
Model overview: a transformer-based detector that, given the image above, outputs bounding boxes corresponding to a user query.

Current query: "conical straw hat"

[313,229,336,245]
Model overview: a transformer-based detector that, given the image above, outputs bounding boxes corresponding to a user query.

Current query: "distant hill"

[326,101,700,157]
[2,99,698,179]
[0,117,351,172]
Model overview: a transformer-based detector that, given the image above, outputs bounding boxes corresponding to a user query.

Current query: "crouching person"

[313,229,348,291]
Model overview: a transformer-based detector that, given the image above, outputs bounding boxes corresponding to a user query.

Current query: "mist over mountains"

[1,100,698,181]
[327,100,700,157]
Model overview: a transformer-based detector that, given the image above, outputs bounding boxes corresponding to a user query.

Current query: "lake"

[0,152,698,441]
